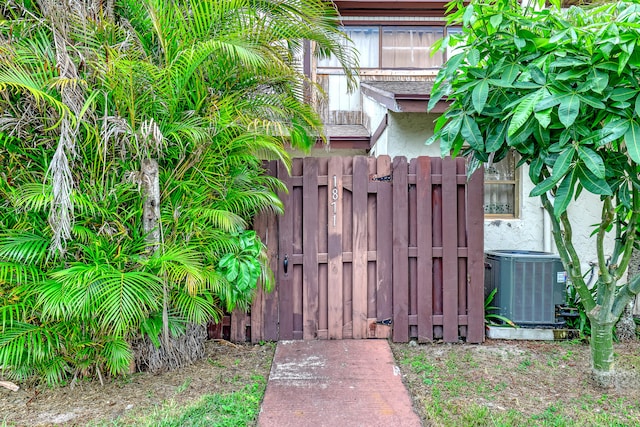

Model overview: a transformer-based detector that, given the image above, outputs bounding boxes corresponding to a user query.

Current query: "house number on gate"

[331,175,339,227]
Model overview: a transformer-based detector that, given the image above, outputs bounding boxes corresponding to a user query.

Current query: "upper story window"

[318,25,459,70]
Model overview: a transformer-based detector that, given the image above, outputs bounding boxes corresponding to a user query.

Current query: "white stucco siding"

[363,95,389,156]
[371,112,441,158]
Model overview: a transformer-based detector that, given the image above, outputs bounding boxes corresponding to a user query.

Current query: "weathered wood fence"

[209,156,484,343]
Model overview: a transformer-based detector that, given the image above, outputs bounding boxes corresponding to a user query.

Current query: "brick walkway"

[258,340,422,427]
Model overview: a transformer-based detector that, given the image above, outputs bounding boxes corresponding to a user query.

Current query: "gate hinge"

[372,174,392,182]
[375,318,393,326]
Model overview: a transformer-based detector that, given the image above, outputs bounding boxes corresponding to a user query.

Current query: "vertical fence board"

[442,158,459,342]
[327,157,344,339]
[277,160,295,340]
[376,156,393,338]
[416,157,433,342]
[352,156,369,339]
[467,166,485,343]
[393,157,409,343]
[263,204,279,341]
[230,309,247,342]
[303,158,319,339]
[456,159,468,337]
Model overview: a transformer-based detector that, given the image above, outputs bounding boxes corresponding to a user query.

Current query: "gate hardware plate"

[372,175,392,182]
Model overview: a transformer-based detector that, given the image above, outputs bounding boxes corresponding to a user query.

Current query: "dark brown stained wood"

[408,159,418,318]
[254,160,280,342]
[466,165,485,343]
[264,198,280,341]
[278,160,295,340]
[456,158,468,337]
[431,158,443,319]
[366,158,377,319]
[230,309,247,342]
[302,158,320,340]
[393,156,409,343]
[249,155,483,344]
[416,157,433,342]
[442,158,459,342]
[251,211,265,343]
[318,157,330,339]
[327,157,344,339]
[352,156,369,339]
[376,156,393,327]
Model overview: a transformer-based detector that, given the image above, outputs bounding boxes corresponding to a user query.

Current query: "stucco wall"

[366,110,615,276]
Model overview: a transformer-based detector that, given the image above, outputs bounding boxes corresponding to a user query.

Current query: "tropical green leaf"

[577,146,605,179]
[460,115,484,151]
[576,163,612,195]
[553,170,576,218]
[558,94,580,128]
[624,120,640,164]
[472,80,489,114]
[508,90,543,136]
[486,122,507,152]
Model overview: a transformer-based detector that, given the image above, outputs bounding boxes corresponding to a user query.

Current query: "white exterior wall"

[362,95,389,155]
[366,110,615,275]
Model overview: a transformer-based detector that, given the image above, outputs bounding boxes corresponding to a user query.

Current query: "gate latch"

[372,174,392,182]
[375,318,393,326]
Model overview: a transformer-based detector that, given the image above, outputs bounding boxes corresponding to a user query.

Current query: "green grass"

[95,375,266,427]
[393,342,640,427]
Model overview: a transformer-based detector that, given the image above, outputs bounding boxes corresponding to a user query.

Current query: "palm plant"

[0,0,356,383]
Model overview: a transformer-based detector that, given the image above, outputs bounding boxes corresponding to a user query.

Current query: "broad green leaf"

[590,70,609,94]
[598,119,629,146]
[468,49,480,67]
[577,146,605,179]
[553,170,576,218]
[508,90,543,137]
[463,4,474,25]
[489,13,503,28]
[624,120,640,164]
[553,148,575,180]
[486,122,507,152]
[530,148,574,197]
[619,183,631,209]
[551,58,585,68]
[500,63,520,84]
[635,94,640,117]
[530,175,558,197]
[529,66,546,85]
[460,115,484,151]
[610,87,637,102]
[577,95,605,109]
[534,108,552,128]
[535,94,562,111]
[529,157,544,184]
[558,94,580,128]
[514,36,526,50]
[438,115,462,153]
[576,164,612,195]
[472,80,489,114]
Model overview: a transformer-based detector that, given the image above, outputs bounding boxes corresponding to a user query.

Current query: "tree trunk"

[141,158,161,251]
[590,320,616,388]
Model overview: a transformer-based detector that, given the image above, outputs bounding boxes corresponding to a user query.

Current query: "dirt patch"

[392,339,640,425]
[0,340,275,426]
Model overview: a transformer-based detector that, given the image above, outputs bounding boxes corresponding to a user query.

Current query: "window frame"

[317,22,459,71]
[483,151,521,219]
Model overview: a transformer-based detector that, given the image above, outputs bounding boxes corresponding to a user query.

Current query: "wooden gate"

[229,155,484,343]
